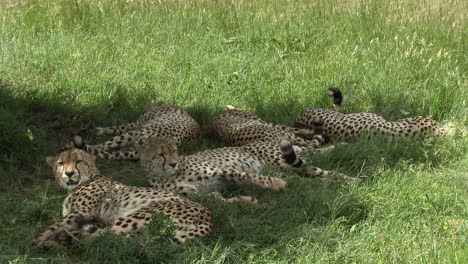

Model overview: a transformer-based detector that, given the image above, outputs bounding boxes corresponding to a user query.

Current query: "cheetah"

[208,106,326,148]
[77,134,360,203]
[135,138,361,187]
[294,88,446,142]
[91,101,200,151]
[35,145,212,249]
[74,136,293,204]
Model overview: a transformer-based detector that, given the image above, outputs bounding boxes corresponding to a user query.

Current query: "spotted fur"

[136,138,360,191]
[77,134,360,202]
[35,148,212,249]
[76,136,293,204]
[208,107,325,148]
[92,102,200,151]
[295,89,443,142]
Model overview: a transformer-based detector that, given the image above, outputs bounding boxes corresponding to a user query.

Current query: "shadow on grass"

[2,83,464,263]
[0,82,147,169]
[10,176,368,263]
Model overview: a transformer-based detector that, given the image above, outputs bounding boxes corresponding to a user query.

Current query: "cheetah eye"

[158,153,165,157]
[76,160,83,164]
[57,161,64,166]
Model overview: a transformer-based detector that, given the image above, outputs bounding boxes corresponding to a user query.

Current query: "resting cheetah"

[77,134,359,203]
[91,101,200,151]
[74,136,293,204]
[294,88,445,142]
[35,146,212,249]
[208,106,325,148]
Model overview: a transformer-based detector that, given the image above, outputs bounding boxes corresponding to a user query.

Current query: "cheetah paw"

[235,196,258,205]
[269,177,288,191]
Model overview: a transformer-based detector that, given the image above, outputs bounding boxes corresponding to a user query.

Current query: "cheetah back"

[295,108,440,141]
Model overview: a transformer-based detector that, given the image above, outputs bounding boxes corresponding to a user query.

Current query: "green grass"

[0,0,467,263]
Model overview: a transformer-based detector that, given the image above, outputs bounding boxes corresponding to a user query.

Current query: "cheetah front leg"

[34,222,69,249]
[209,192,258,205]
[314,145,335,153]
[167,184,258,205]
[34,212,94,249]
[312,142,350,154]
[215,169,287,191]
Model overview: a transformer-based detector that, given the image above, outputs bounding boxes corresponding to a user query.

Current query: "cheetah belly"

[191,179,227,195]
[193,157,263,195]
[98,191,157,224]
[99,202,119,224]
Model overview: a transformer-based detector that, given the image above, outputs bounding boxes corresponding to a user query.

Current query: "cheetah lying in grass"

[90,101,200,151]
[205,106,359,181]
[75,136,292,204]
[35,144,213,249]
[77,134,360,204]
[295,88,451,142]
[208,106,326,148]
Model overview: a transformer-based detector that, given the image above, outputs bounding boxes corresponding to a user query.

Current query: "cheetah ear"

[46,156,58,167]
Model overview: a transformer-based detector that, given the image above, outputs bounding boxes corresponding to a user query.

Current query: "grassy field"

[0,0,467,263]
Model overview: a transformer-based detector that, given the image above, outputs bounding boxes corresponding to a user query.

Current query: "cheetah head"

[137,138,179,178]
[46,147,99,192]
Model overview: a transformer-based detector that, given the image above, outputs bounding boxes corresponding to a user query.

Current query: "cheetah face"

[137,138,179,177]
[46,149,98,191]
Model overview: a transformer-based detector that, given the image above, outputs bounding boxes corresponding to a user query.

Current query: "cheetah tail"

[310,118,328,146]
[280,139,303,168]
[327,88,343,111]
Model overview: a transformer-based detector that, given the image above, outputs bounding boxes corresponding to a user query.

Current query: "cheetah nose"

[169,163,177,168]
[65,171,75,177]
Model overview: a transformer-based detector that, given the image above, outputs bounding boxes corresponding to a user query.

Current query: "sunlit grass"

[0,0,466,263]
